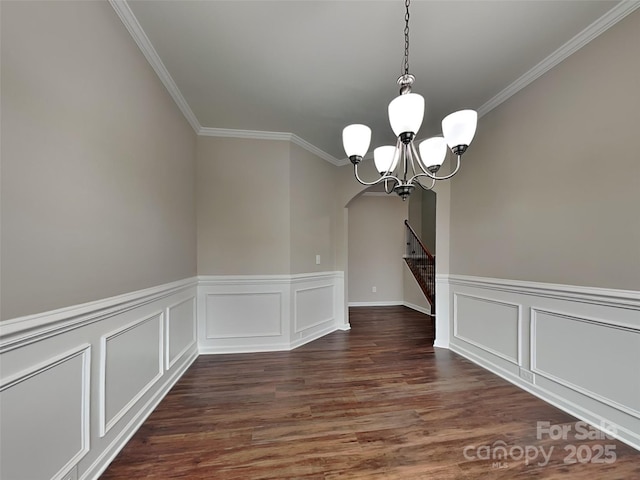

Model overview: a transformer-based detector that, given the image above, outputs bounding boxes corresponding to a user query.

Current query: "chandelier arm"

[353,164,401,186]
[407,142,463,181]
[409,173,436,190]
[409,141,429,175]
[427,154,462,180]
[407,141,436,181]
[406,143,435,191]
[384,178,395,194]
[385,136,403,178]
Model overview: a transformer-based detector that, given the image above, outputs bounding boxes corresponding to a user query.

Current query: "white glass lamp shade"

[418,137,447,169]
[442,109,477,149]
[388,93,425,137]
[342,124,371,158]
[373,145,399,174]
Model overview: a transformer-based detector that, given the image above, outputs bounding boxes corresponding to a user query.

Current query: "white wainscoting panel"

[166,296,197,370]
[294,285,334,333]
[434,275,450,348]
[99,312,164,437]
[205,292,283,339]
[0,278,198,480]
[291,273,346,348]
[198,277,290,353]
[532,308,640,419]
[446,274,640,451]
[453,293,520,365]
[198,272,346,353]
[0,344,90,480]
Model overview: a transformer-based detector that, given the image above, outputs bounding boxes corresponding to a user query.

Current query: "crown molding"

[477,0,640,118]
[289,133,347,167]
[110,1,346,166]
[112,0,638,167]
[198,127,346,166]
[197,127,291,142]
[109,0,201,132]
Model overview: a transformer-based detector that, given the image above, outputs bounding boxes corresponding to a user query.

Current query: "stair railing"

[404,220,435,313]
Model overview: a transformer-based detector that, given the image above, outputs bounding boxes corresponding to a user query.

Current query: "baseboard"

[402,301,434,316]
[290,324,342,350]
[433,339,449,349]
[198,343,292,354]
[347,301,433,317]
[348,301,404,307]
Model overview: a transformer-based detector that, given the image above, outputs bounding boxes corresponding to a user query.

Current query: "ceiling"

[124,0,624,162]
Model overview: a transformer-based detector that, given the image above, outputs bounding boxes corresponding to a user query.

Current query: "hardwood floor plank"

[101,306,640,479]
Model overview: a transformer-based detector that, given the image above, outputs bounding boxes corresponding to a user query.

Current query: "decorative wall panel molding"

[453,292,521,365]
[0,344,91,480]
[166,296,197,370]
[531,308,640,420]
[294,284,334,333]
[0,278,198,480]
[447,274,640,451]
[99,312,164,437]
[198,272,346,354]
[205,292,283,339]
[80,349,196,480]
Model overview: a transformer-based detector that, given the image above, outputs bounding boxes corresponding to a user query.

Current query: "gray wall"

[408,190,422,239]
[196,137,291,275]
[408,189,437,254]
[196,137,339,276]
[421,190,437,255]
[1,1,197,320]
[289,143,338,274]
[348,194,407,303]
[450,10,640,290]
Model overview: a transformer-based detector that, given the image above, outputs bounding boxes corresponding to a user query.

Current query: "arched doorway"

[346,186,408,307]
[338,165,451,348]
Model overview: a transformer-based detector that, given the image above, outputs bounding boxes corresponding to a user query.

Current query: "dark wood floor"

[101,306,640,479]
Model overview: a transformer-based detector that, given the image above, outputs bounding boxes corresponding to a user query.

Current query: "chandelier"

[342,0,478,200]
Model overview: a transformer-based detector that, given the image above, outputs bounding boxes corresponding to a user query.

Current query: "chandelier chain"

[403,0,410,75]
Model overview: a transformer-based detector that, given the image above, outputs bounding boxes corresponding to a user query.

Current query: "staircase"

[403,220,435,315]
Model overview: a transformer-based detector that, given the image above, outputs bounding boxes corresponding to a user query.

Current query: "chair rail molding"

[0,277,198,354]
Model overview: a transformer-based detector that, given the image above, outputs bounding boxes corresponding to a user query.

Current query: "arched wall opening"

[338,161,452,348]
[346,187,409,308]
